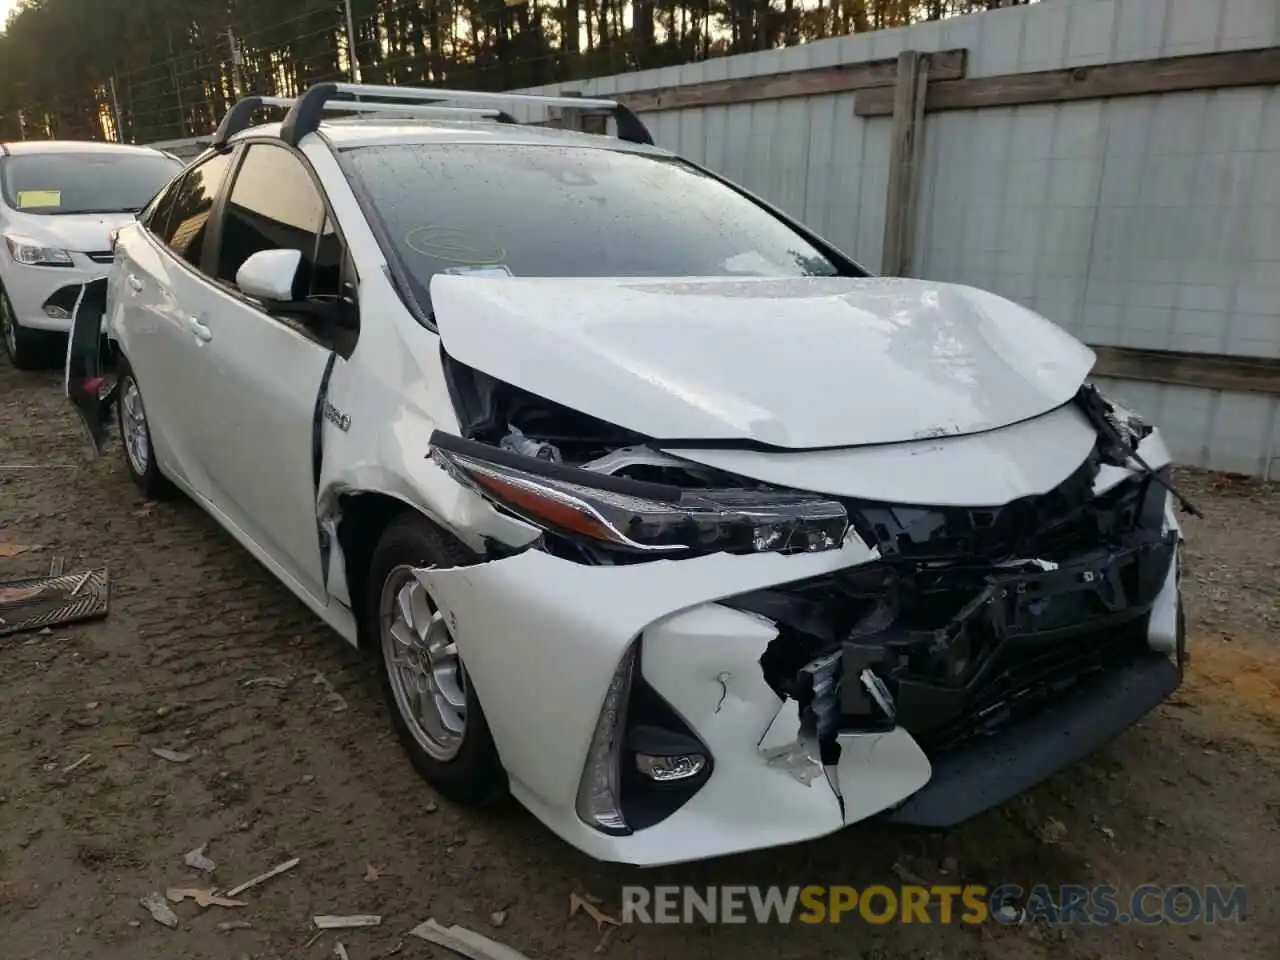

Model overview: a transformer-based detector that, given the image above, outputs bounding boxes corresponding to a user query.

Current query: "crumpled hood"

[430,275,1096,449]
[7,210,136,253]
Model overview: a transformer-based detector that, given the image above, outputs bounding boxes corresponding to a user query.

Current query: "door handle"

[126,273,144,293]
[188,316,212,343]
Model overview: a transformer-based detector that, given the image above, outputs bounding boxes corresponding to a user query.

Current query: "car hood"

[430,275,1096,449]
[6,210,136,253]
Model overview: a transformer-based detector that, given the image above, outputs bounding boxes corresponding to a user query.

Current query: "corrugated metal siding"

[1091,375,1280,479]
[513,0,1280,476]
[913,85,1280,361]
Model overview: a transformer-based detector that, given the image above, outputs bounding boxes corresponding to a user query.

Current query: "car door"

[179,141,355,605]
[115,151,235,493]
[64,152,234,471]
[64,276,114,454]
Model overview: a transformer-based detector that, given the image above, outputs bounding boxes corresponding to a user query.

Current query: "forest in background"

[0,0,1029,144]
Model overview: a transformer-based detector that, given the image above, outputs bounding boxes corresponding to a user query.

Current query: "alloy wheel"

[380,566,467,761]
[0,295,16,358]
[120,376,150,475]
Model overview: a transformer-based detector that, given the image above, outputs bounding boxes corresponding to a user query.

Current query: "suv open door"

[64,277,115,456]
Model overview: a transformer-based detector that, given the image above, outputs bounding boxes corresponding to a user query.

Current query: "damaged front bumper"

[415,470,1184,865]
[416,534,932,865]
[884,648,1181,827]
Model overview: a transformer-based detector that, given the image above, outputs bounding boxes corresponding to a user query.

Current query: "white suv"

[65,83,1190,866]
[0,140,181,368]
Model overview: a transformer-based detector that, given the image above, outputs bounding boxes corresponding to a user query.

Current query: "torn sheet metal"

[317,460,542,567]
[320,516,353,608]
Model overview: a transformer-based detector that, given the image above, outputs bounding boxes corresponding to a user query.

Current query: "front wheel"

[0,290,54,370]
[368,513,507,806]
[116,356,173,499]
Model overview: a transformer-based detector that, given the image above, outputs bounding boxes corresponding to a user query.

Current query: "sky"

[0,1,14,31]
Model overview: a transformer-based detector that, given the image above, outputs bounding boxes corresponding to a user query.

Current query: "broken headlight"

[1101,395,1152,451]
[429,432,849,556]
[1076,384,1152,466]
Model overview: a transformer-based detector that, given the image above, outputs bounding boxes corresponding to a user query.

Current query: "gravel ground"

[1,362,1277,960]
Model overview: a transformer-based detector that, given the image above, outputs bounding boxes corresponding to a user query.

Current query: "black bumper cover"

[883,649,1181,827]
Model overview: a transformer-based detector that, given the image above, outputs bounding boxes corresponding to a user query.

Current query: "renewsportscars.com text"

[621,884,1248,926]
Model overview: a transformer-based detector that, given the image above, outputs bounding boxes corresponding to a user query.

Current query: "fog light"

[636,752,706,782]
[43,304,72,319]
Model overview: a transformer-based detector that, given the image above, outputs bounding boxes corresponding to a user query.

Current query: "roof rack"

[213,93,515,148]
[213,82,653,149]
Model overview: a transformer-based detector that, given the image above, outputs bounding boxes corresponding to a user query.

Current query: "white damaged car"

[66,83,1192,866]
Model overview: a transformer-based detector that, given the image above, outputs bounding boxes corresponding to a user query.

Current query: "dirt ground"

[1,362,1277,960]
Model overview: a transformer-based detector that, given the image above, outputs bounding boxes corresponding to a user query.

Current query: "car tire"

[115,356,173,500]
[0,289,54,370]
[368,512,507,807]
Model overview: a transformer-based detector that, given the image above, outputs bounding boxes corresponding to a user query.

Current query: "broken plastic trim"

[734,455,1178,768]
[746,532,1176,760]
[428,430,850,557]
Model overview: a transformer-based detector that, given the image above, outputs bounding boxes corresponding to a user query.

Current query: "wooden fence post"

[880,50,930,276]
[556,89,584,131]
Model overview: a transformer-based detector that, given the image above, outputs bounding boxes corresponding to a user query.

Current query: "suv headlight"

[429,432,849,556]
[5,234,74,267]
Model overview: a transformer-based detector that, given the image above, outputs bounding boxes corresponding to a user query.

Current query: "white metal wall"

[515,0,1280,478]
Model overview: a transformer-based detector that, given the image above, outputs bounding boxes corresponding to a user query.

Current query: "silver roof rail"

[213,82,653,149]
[257,95,502,120]
[213,92,514,147]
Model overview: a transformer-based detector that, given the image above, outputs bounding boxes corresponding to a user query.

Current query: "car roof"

[229,118,674,158]
[1,139,170,157]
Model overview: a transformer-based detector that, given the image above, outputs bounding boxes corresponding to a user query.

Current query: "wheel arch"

[322,463,543,648]
[331,483,538,648]
[332,490,414,648]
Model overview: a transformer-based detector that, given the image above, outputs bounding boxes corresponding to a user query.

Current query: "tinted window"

[0,151,182,215]
[217,144,331,295]
[314,216,342,299]
[142,173,184,239]
[345,144,847,299]
[161,152,232,268]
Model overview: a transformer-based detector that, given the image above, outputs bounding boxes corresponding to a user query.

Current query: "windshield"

[1,152,183,215]
[345,143,852,301]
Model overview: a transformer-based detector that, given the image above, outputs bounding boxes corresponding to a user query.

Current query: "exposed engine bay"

[438,347,1192,768]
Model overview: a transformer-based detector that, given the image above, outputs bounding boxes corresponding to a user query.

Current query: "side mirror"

[236,249,303,303]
